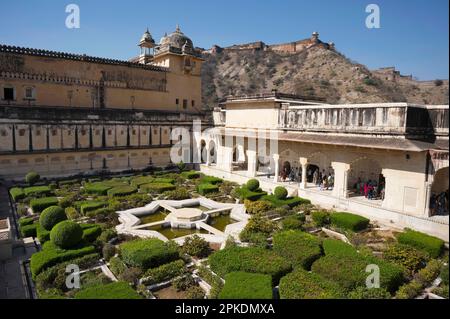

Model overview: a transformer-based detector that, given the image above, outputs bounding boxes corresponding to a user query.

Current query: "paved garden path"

[0,184,35,299]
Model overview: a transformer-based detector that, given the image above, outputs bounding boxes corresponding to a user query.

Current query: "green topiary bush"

[30,197,59,213]
[50,221,83,249]
[273,186,288,200]
[383,243,429,274]
[279,268,344,299]
[312,210,331,227]
[9,187,25,202]
[235,186,267,201]
[81,224,102,242]
[209,247,292,285]
[30,241,96,279]
[140,183,176,193]
[219,272,273,299]
[25,171,40,185]
[20,223,37,238]
[39,206,67,231]
[244,199,273,215]
[36,224,51,243]
[246,179,260,191]
[79,201,108,215]
[272,230,322,270]
[24,186,52,197]
[107,185,137,197]
[181,170,201,179]
[181,235,210,258]
[311,253,405,293]
[119,238,179,270]
[200,176,223,185]
[330,212,370,231]
[322,238,358,257]
[396,229,445,258]
[75,281,142,299]
[261,194,308,208]
[197,183,219,195]
[141,259,186,285]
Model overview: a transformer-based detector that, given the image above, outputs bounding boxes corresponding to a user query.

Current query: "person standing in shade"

[313,169,319,185]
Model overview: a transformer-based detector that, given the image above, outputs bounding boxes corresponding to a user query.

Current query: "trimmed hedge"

[197,183,219,195]
[50,221,83,249]
[141,259,186,285]
[262,194,309,208]
[181,170,201,179]
[273,230,322,270]
[209,247,292,285]
[75,281,142,299]
[81,224,103,242]
[119,238,179,270]
[131,176,175,187]
[39,206,67,231]
[19,217,34,227]
[10,187,25,202]
[30,241,96,279]
[311,254,405,293]
[396,229,444,258]
[30,197,59,213]
[219,272,273,299]
[107,185,137,197]
[330,212,370,232]
[36,224,51,243]
[235,186,267,201]
[24,186,52,197]
[140,183,176,193]
[279,268,344,299]
[20,223,37,237]
[200,176,223,185]
[79,201,108,215]
[84,182,115,195]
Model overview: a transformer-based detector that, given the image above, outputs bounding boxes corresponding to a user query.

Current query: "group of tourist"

[429,190,449,216]
[312,169,334,191]
[353,177,385,200]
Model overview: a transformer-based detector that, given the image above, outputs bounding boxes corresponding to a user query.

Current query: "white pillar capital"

[273,153,280,161]
[299,157,308,166]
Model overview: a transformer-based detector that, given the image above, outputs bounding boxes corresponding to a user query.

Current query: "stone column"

[204,145,210,166]
[246,150,257,177]
[219,146,233,172]
[300,157,308,189]
[424,182,432,217]
[273,154,280,183]
[331,162,350,198]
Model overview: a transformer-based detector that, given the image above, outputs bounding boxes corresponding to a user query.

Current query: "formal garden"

[8,168,449,299]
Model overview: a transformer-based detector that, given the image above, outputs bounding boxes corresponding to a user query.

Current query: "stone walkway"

[0,184,35,299]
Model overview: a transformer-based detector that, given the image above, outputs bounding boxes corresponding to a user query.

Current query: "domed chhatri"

[157,24,194,53]
[140,28,155,46]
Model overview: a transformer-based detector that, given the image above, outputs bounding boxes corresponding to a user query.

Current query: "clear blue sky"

[0,0,448,80]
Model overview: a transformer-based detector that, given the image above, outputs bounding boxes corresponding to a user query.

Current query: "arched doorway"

[430,167,449,216]
[348,157,385,200]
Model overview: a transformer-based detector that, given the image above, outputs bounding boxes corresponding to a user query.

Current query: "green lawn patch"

[272,230,322,270]
[209,247,292,285]
[219,272,273,299]
[396,229,444,258]
[74,281,142,299]
[279,268,344,299]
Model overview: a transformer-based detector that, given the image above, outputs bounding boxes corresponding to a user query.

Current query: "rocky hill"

[201,37,449,109]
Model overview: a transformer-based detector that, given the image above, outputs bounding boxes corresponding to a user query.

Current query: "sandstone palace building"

[0,26,207,177]
[0,28,449,240]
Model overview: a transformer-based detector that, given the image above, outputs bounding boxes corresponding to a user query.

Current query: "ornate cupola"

[138,28,156,64]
